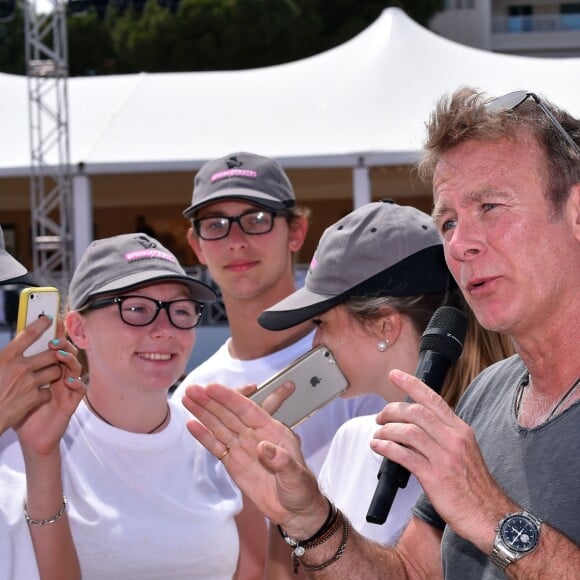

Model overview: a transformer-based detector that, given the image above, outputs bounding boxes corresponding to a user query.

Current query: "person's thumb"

[258,440,288,469]
[259,440,308,489]
[257,440,318,514]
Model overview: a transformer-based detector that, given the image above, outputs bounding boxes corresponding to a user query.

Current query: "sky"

[32,0,57,14]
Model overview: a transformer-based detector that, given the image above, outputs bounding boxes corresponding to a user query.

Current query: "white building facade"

[430,0,580,57]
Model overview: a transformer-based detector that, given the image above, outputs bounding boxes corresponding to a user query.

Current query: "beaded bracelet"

[277,498,335,547]
[24,495,67,526]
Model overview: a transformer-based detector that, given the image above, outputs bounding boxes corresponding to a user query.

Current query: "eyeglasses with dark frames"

[85,295,205,329]
[193,209,285,241]
[486,90,580,155]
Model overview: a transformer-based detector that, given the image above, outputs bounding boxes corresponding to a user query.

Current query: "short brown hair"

[417,87,580,214]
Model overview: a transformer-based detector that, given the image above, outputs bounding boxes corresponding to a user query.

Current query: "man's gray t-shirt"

[412,355,580,579]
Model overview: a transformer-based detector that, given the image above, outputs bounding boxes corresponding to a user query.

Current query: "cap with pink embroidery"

[68,233,216,310]
[183,152,296,217]
[259,200,451,331]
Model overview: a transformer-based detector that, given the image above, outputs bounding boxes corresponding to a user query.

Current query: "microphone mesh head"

[419,306,468,363]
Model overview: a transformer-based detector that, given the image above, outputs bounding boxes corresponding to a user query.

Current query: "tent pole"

[353,162,371,209]
[72,167,93,270]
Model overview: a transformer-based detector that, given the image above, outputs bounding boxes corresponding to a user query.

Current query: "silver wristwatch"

[490,511,542,571]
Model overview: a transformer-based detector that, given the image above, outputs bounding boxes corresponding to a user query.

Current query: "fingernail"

[58,350,68,356]
[67,377,75,383]
[51,339,60,345]
[46,314,54,321]
[263,442,276,459]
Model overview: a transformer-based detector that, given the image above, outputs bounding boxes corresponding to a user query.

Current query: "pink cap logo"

[125,249,177,263]
[310,256,318,270]
[211,168,257,182]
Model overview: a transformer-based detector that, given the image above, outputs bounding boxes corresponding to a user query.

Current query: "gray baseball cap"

[183,152,296,218]
[0,225,27,283]
[258,200,450,331]
[69,233,216,310]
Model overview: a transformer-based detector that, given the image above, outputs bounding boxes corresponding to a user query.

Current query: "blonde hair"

[345,288,514,409]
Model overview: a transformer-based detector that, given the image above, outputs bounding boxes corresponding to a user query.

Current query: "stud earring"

[377,339,390,352]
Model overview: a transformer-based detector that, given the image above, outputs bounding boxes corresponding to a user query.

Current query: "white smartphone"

[250,345,349,429]
[16,287,60,357]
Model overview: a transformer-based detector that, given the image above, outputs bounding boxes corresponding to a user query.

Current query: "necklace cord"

[515,375,580,422]
[84,396,170,434]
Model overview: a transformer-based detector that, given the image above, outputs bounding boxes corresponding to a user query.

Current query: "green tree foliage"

[317,0,444,48]
[108,0,176,72]
[170,0,323,71]
[0,0,443,76]
[0,2,25,74]
[68,9,116,75]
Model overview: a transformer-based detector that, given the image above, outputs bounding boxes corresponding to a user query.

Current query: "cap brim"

[87,273,217,305]
[183,188,294,217]
[0,253,27,283]
[260,246,452,331]
[0,272,41,287]
[258,286,343,331]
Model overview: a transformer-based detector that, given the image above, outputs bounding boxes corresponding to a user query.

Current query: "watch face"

[500,514,540,553]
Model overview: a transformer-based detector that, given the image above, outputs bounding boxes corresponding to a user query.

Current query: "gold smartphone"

[16,287,60,357]
[250,345,349,428]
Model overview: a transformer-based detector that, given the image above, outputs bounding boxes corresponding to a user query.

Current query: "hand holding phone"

[16,287,60,357]
[250,345,349,428]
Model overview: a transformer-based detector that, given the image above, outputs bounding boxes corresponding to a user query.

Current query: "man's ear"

[65,311,89,349]
[186,227,207,265]
[288,215,309,253]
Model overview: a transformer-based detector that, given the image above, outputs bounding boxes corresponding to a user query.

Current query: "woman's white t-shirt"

[0,400,242,579]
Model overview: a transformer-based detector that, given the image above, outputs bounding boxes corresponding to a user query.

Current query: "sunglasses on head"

[486,90,580,155]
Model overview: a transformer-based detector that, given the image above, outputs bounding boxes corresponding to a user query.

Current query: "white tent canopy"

[1,6,579,179]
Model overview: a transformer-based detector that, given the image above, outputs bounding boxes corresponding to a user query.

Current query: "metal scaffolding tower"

[24,0,74,295]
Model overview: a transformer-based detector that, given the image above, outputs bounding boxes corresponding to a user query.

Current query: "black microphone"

[366,305,468,525]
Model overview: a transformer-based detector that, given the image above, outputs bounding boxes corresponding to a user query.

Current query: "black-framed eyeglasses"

[486,90,580,154]
[193,209,285,241]
[85,295,205,329]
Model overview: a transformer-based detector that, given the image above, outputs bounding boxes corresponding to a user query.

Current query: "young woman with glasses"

[0,233,260,579]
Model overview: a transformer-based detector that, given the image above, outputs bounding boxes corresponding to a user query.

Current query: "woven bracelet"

[24,495,67,526]
[301,511,349,573]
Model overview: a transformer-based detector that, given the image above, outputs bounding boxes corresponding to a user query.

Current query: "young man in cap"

[172,152,384,576]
